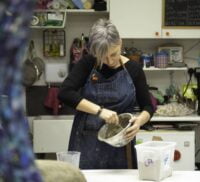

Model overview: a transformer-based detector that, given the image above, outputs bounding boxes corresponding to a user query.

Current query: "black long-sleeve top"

[58,55,154,117]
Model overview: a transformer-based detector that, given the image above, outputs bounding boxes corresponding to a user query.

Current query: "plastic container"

[56,151,81,168]
[135,141,176,181]
[141,53,152,68]
[155,51,169,68]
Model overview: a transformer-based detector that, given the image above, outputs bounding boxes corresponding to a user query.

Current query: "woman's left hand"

[124,117,141,141]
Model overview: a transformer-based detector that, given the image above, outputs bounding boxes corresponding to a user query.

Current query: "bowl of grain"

[97,113,134,147]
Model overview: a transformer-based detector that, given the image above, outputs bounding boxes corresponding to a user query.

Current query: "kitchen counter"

[150,114,200,122]
[82,169,200,182]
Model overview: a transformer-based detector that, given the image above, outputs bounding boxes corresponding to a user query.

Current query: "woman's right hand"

[99,108,119,125]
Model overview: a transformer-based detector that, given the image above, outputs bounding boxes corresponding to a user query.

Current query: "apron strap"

[119,58,126,70]
[126,142,133,169]
[121,57,133,169]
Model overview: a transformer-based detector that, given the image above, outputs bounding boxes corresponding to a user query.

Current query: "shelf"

[143,67,188,71]
[30,9,108,29]
[66,9,109,15]
[150,114,200,122]
[30,10,67,29]
[30,26,65,29]
[33,9,67,13]
[33,9,109,14]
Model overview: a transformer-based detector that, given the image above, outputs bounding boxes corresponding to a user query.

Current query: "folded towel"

[36,160,86,182]
[44,87,62,115]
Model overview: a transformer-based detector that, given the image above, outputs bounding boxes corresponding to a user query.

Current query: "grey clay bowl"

[98,113,134,147]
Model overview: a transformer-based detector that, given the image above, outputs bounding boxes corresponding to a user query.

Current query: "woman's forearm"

[76,99,101,115]
[135,110,151,126]
[76,99,119,124]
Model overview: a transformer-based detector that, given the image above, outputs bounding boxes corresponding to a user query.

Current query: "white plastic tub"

[135,141,176,181]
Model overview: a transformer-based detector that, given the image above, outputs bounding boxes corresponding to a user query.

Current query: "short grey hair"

[89,19,121,67]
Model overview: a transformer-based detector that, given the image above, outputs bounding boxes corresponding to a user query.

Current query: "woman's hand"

[124,117,140,141]
[124,111,150,142]
[99,108,119,125]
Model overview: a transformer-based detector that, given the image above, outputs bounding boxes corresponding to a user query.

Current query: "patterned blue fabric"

[0,1,42,181]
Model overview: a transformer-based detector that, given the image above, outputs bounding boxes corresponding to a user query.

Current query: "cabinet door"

[162,0,200,38]
[162,29,200,39]
[110,0,162,38]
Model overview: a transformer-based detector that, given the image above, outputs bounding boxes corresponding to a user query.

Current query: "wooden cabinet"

[110,0,200,39]
[162,28,200,39]
[162,0,200,38]
[110,0,162,38]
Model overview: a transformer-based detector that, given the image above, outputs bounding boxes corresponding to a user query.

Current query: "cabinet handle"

[166,32,170,36]
[155,32,159,36]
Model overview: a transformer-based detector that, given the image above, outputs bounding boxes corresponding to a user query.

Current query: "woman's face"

[103,43,121,68]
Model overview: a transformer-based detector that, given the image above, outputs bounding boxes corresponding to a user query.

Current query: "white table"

[82,169,200,182]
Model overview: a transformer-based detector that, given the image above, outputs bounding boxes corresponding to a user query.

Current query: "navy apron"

[69,63,137,169]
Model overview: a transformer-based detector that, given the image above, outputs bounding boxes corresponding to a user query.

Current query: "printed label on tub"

[142,151,157,167]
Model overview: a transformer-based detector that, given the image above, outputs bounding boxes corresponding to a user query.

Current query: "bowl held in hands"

[97,113,134,147]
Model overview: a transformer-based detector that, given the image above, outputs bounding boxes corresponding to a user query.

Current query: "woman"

[58,19,154,169]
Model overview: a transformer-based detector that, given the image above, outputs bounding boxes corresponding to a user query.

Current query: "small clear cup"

[56,151,81,168]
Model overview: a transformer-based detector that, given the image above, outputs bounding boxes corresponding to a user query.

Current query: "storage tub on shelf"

[154,52,169,68]
[135,141,176,181]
